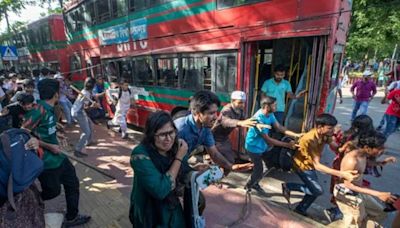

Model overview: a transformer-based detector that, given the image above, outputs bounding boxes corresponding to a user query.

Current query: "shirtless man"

[334,132,397,227]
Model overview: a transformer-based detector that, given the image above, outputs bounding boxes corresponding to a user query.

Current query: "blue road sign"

[0,46,18,61]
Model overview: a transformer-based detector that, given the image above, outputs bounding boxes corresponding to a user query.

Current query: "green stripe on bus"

[68,0,204,39]
[147,2,215,25]
[67,1,215,44]
[140,87,230,105]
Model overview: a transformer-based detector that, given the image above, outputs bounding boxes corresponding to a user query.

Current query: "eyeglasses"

[155,130,177,140]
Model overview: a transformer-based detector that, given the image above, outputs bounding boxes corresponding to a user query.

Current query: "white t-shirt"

[387,80,400,91]
[71,89,91,116]
[116,90,131,112]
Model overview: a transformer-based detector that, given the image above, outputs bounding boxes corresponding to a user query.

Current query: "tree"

[346,0,400,60]
[0,0,35,34]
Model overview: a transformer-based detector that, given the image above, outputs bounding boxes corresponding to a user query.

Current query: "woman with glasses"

[129,111,190,227]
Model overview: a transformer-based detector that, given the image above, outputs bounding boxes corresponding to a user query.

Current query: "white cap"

[54,73,63,79]
[231,91,246,101]
[362,70,373,77]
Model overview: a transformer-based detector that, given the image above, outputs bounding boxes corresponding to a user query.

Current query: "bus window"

[85,1,97,26]
[217,0,263,9]
[132,57,154,86]
[111,0,127,19]
[128,0,135,12]
[182,56,209,91]
[70,54,82,72]
[215,55,237,93]
[120,60,133,84]
[97,0,111,23]
[156,58,178,88]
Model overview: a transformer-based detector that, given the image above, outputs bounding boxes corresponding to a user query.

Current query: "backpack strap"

[0,132,16,211]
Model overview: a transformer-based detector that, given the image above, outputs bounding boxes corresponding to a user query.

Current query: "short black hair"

[84,77,95,90]
[38,79,60,100]
[17,93,34,105]
[24,79,35,88]
[315,113,337,127]
[260,96,276,109]
[358,131,386,149]
[274,64,286,72]
[190,90,220,114]
[41,68,49,76]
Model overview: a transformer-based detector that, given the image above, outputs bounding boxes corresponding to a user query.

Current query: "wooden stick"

[70,85,96,103]
[63,152,116,180]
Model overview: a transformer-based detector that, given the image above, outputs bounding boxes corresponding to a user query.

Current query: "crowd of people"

[0,63,399,228]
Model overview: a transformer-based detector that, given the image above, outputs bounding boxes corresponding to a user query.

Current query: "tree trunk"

[5,9,10,34]
[58,0,63,9]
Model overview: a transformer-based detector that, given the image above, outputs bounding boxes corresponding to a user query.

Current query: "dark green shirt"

[130,144,185,227]
[23,100,65,169]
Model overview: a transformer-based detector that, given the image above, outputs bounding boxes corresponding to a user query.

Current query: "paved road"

[47,86,399,227]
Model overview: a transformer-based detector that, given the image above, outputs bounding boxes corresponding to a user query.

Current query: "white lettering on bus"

[117,41,148,53]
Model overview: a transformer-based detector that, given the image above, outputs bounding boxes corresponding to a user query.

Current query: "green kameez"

[129,144,186,228]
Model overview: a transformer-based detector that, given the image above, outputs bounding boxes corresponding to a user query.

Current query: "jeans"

[73,111,93,152]
[246,151,274,187]
[38,158,80,220]
[274,111,285,125]
[60,99,73,124]
[286,170,324,213]
[383,114,400,138]
[351,101,369,121]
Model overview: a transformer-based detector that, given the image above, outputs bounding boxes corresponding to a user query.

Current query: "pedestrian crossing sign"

[0,45,18,61]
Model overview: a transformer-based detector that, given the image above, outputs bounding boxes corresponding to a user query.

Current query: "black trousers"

[246,152,274,187]
[38,158,80,220]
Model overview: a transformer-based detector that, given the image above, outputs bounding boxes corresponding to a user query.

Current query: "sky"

[0,2,59,33]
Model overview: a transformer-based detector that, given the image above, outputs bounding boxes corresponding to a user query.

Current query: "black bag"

[262,136,297,172]
[0,129,45,227]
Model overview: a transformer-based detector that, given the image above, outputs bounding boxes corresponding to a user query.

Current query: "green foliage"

[346,0,400,60]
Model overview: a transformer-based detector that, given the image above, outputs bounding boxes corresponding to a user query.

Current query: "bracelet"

[175,158,182,163]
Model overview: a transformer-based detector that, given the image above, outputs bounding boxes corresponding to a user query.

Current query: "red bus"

[9,14,69,74]
[62,0,351,148]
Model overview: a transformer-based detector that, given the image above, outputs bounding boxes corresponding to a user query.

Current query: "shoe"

[63,214,91,227]
[324,207,343,222]
[281,183,291,207]
[339,99,343,104]
[106,120,111,129]
[251,183,267,195]
[293,207,308,217]
[121,133,128,139]
[74,151,88,158]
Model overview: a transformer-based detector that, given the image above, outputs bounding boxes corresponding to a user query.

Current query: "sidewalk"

[47,86,399,227]
[45,122,322,227]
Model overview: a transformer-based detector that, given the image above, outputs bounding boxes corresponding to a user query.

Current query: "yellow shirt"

[293,128,332,171]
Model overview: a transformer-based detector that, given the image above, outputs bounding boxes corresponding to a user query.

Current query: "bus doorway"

[247,37,327,133]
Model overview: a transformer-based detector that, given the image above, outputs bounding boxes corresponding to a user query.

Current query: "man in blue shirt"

[245,96,301,193]
[174,90,233,173]
[261,64,306,124]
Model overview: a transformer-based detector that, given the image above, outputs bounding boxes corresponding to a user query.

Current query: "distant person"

[260,64,306,125]
[350,70,377,121]
[382,89,400,138]
[0,93,35,129]
[71,78,99,157]
[107,79,134,139]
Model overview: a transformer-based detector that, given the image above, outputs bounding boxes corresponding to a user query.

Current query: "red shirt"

[385,89,400,117]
